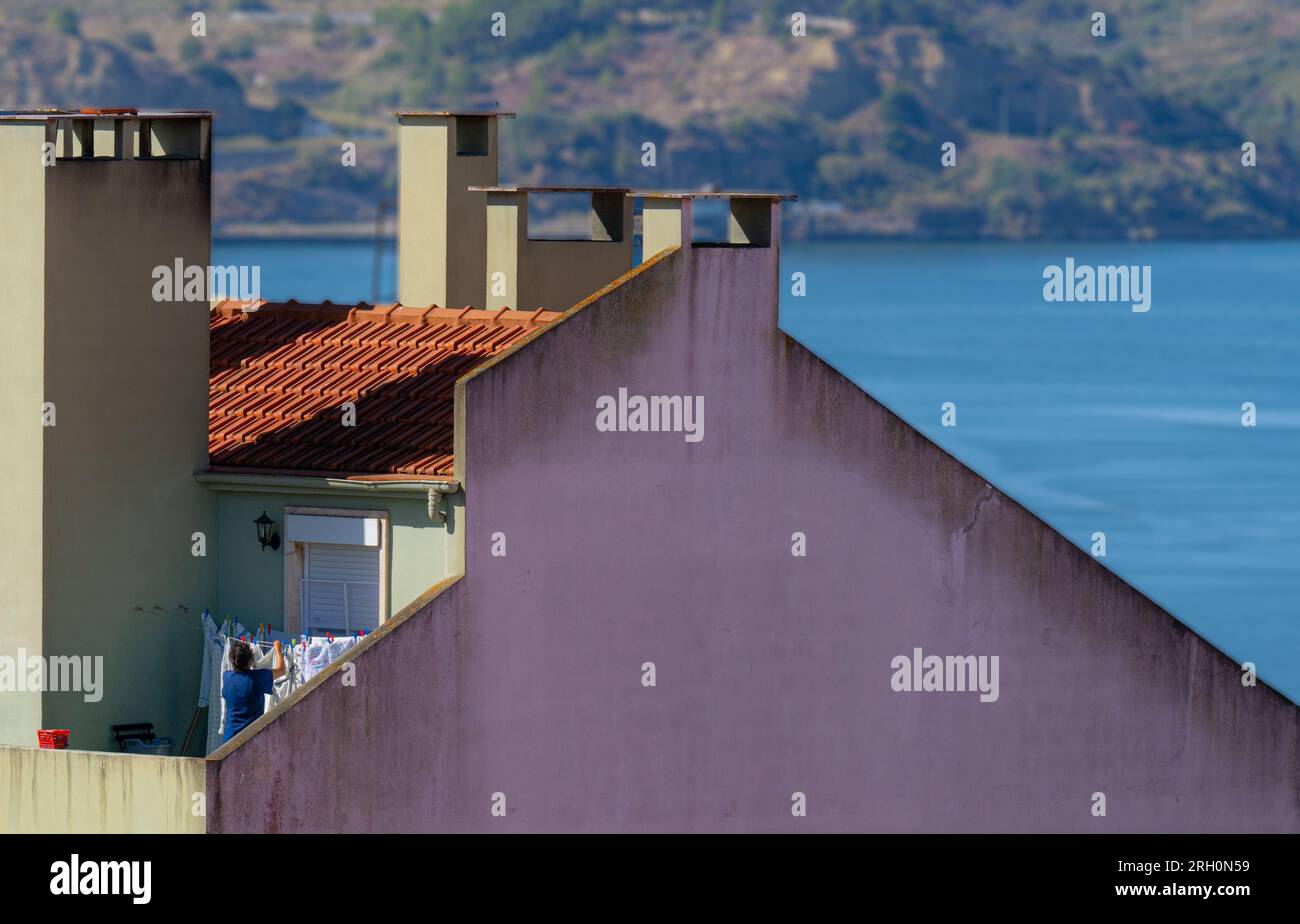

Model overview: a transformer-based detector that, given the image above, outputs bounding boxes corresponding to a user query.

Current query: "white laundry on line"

[206,632,296,754]
[200,629,359,754]
[295,636,360,683]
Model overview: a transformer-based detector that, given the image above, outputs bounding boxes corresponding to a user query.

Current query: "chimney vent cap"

[395,109,515,119]
[636,190,797,201]
[0,108,211,122]
[469,185,631,194]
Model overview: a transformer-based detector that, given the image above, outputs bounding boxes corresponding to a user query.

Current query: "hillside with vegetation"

[3,0,1298,239]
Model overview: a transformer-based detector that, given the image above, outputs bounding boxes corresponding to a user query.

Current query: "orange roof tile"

[209,299,562,478]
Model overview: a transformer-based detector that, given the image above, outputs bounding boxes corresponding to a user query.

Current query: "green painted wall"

[214,491,464,632]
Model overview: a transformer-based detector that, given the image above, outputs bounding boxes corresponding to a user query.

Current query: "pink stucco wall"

[208,220,1298,832]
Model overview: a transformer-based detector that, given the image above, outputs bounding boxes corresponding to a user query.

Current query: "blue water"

[215,238,1300,702]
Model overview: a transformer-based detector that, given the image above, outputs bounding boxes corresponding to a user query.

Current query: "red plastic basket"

[36,729,70,749]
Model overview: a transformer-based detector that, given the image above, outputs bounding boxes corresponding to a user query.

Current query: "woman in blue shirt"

[222,639,285,743]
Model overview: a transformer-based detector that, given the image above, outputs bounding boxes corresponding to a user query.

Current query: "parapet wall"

[1,746,204,834]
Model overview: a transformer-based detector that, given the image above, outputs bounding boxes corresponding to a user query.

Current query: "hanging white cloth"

[197,610,221,709]
[201,631,357,754]
[295,635,360,683]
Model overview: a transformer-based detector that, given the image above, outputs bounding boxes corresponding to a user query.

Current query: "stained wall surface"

[1,746,204,833]
[208,237,1299,833]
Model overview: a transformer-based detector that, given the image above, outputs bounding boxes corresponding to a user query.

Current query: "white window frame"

[282,506,390,636]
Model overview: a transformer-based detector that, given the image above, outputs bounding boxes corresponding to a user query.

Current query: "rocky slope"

[2,0,1297,239]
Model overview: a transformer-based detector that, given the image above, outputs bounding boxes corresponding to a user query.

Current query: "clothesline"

[129,605,204,633]
[222,623,369,645]
[231,633,368,644]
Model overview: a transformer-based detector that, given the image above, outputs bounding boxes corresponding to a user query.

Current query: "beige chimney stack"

[0,109,216,751]
[397,111,513,309]
[472,186,633,311]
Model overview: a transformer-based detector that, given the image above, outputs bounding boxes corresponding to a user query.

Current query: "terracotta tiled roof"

[209,299,562,478]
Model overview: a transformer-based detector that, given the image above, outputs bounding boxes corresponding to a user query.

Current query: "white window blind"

[287,514,381,547]
[302,543,381,635]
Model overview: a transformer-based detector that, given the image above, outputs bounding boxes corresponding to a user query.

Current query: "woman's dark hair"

[229,639,255,672]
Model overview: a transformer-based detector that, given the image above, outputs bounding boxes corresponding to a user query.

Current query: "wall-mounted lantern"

[254,511,281,551]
